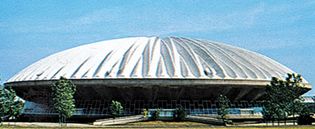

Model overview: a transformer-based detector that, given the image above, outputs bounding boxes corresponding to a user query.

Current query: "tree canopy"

[110,100,123,118]
[0,87,24,122]
[263,73,309,125]
[217,94,230,124]
[51,77,76,124]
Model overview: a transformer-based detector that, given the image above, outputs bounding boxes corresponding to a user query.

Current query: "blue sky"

[0,0,315,95]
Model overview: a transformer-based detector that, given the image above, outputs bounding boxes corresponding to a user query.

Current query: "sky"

[0,0,314,95]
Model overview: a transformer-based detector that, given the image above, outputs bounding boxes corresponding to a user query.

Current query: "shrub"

[297,114,313,125]
[110,100,123,118]
[143,108,148,118]
[150,109,160,120]
[173,106,186,121]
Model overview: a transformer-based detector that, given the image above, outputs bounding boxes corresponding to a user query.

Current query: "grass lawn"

[1,126,315,129]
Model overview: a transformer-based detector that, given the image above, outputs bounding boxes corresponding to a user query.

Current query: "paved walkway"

[3,122,95,127]
[93,115,146,126]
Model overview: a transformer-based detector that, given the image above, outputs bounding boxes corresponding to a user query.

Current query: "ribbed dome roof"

[8,36,295,82]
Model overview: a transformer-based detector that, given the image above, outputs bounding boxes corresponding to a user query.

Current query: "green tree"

[285,73,309,125]
[262,106,275,125]
[110,100,123,118]
[217,94,230,125]
[0,87,24,124]
[264,73,308,125]
[264,77,282,125]
[265,76,290,125]
[51,77,76,126]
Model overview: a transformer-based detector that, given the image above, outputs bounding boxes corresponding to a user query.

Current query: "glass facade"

[22,99,264,117]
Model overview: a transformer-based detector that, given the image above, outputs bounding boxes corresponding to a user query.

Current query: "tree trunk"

[64,116,67,127]
[278,119,280,126]
[293,113,295,125]
[284,112,287,126]
[221,116,225,125]
[59,114,61,126]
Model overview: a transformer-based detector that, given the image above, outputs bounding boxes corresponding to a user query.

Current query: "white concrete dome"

[8,36,298,83]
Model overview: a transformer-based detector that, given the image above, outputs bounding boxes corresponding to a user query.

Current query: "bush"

[110,100,123,118]
[150,109,160,120]
[297,114,313,125]
[143,108,148,118]
[173,106,186,121]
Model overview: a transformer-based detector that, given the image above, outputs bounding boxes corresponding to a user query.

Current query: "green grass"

[1,126,315,129]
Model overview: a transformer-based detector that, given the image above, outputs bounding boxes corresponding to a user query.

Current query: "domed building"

[5,36,311,118]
